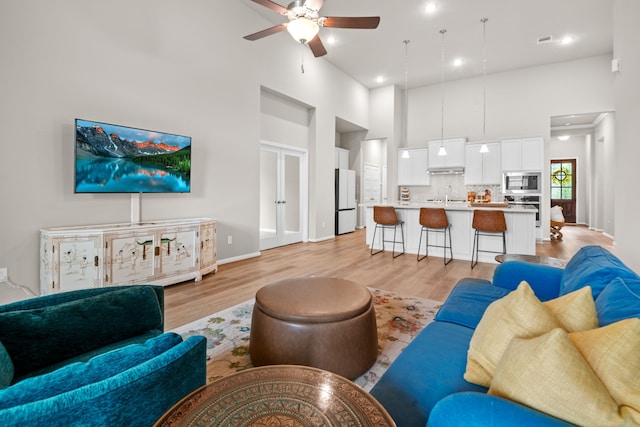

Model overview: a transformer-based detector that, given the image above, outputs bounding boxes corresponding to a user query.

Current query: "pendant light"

[479,18,490,154]
[401,40,411,159]
[438,29,447,156]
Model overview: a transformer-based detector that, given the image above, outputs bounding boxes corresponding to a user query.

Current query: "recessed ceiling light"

[453,58,463,67]
[425,2,437,14]
[327,36,336,45]
[561,36,574,45]
[558,135,570,141]
[376,76,385,84]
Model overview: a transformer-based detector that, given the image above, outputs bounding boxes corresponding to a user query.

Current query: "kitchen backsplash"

[398,175,502,202]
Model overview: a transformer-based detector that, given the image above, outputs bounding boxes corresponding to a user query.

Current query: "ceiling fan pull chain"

[300,43,305,73]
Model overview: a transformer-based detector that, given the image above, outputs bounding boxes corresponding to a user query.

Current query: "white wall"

[406,54,615,236]
[613,0,640,271]
[0,0,370,297]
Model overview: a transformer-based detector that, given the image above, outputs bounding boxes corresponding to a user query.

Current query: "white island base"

[365,204,536,264]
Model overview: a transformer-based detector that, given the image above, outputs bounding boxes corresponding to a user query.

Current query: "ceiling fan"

[243,0,380,57]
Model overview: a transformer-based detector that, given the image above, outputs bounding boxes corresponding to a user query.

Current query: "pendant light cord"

[481,18,488,141]
[440,29,447,151]
[403,40,410,150]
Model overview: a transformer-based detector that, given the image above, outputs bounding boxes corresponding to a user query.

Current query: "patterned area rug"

[172,288,441,391]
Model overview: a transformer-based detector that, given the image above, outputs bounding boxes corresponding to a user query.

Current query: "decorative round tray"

[155,365,396,427]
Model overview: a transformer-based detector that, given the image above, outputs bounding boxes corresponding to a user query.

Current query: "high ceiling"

[243,0,613,89]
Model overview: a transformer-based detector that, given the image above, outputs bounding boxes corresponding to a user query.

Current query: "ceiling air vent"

[537,35,554,44]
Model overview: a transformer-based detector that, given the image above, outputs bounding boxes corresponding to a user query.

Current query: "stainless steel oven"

[505,194,541,227]
[503,172,541,194]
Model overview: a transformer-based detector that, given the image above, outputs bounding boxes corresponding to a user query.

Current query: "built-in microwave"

[503,172,541,194]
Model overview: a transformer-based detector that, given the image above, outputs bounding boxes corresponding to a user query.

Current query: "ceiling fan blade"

[320,16,380,29]
[249,0,288,15]
[308,35,327,57]
[304,0,325,11]
[243,24,287,41]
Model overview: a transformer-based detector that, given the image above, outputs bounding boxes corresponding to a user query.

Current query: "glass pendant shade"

[287,18,319,43]
[479,143,489,153]
[438,145,447,156]
[401,150,410,159]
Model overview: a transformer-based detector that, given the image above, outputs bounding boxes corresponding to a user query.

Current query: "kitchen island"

[365,202,537,264]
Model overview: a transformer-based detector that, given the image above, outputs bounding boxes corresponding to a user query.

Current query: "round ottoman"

[249,277,378,379]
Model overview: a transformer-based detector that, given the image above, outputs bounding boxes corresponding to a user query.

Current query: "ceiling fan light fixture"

[287,17,320,44]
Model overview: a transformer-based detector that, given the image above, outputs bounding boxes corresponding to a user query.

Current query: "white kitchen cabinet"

[464,142,502,185]
[501,137,543,171]
[40,218,217,295]
[335,147,349,169]
[397,148,430,186]
[428,138,466,170]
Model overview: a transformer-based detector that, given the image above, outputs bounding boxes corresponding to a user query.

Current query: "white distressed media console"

[40,218,217,295]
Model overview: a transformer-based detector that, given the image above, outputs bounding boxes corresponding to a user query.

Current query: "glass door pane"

[260,149,278,241]
[283,152,301,239]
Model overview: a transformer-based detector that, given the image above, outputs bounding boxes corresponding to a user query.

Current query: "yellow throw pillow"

[488,329,629,426]
[464,281,562,387]
[543,285,598,332]
[570,318,640,424]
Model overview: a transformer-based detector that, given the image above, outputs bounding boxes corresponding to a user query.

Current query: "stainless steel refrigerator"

[335,169,356,235]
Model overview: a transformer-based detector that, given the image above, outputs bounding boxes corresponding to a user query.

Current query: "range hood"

[429,167,465,175]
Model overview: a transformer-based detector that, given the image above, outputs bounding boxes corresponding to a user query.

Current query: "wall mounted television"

[74,119,191,193]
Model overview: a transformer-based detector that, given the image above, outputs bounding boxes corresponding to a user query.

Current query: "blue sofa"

[0,285,207,426]
[370,246,640,426]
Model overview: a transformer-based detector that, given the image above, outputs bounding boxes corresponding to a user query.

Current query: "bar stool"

[471,209,507,269]
[370,206,405,258]
[417,208,452,265]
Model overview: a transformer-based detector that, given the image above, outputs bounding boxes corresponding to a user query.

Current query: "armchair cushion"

[0,286,163,377]
[0,332,182,409]
[0,342,13,387]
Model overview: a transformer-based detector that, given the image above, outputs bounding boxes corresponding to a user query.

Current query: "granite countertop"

[362,201,537,213]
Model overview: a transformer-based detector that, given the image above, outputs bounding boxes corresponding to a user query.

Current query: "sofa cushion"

[542,286,598,332]
[488,329,628,426]
[489,321,640,426]
[0,342,13,387]
[465,282,597,388]
[370,321,486,427]
[0,332,182,409]
[0,286,163,377]
[570,318,640,417]
[560,245,639,298]
[595,276,640,326]
[435,279,509,329]
[465,282,562,387]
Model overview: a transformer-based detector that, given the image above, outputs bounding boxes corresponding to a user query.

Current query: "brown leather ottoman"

[249,277,378,379]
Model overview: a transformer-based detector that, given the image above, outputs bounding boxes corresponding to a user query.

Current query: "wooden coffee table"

[155,365,396,427]
[495,253,568,268]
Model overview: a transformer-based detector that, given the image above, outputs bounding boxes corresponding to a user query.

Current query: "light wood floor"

[164,225,614,330]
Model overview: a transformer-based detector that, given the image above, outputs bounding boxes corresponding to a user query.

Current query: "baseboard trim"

[308,235,335,243]
[217,252,261,265]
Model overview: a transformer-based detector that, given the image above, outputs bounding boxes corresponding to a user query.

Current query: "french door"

[260,144,308,251]
[550,159,577,223]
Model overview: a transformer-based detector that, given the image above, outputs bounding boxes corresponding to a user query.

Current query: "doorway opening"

[259,143,308,251]
[550,159,576,223]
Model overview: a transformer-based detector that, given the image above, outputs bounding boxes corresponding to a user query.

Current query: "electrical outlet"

[0,268,7,283]
[227,236,232,245]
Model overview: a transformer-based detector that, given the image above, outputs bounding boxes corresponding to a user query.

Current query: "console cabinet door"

[40,233,102,294]
[199,220,217,276]
[158,226,199,277]
[104,231,158,286]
